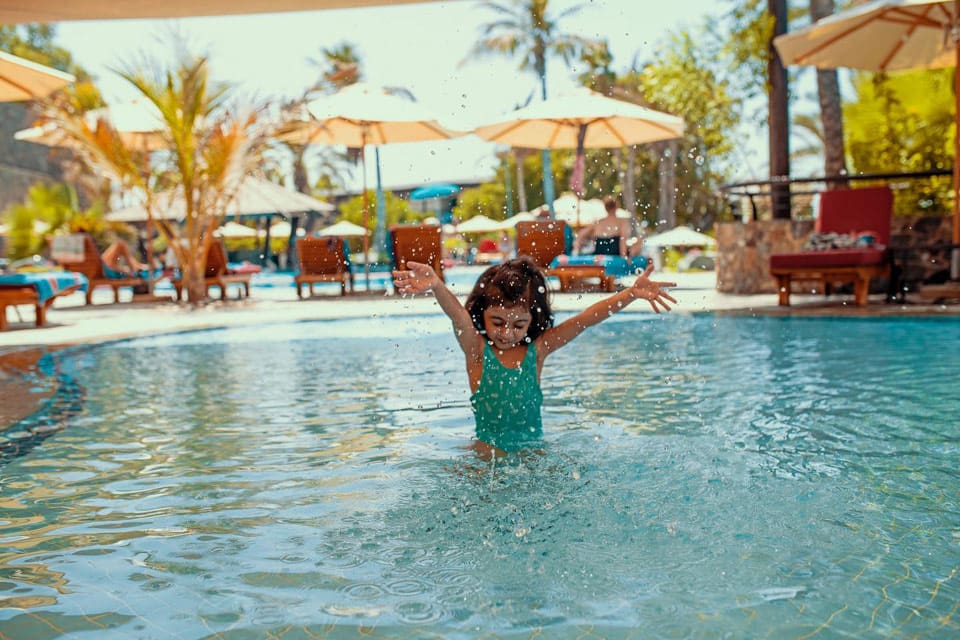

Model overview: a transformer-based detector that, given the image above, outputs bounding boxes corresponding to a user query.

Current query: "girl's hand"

[629,264,677,313]
[392,261,441,294]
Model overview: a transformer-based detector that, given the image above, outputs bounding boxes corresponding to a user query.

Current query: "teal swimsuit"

[470,342,543,451]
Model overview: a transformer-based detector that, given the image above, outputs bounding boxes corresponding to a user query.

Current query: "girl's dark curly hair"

[464,256,553,340]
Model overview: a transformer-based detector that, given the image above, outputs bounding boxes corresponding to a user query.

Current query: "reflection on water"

[0,315,958,638]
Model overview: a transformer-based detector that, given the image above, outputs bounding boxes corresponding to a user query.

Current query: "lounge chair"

[294,236,354,297]
[769,186,892,306]
[0,271,87,330]
[52,233,151,305]
[390,224,445,282]
[171,239,252,301]
[516,220,615,292]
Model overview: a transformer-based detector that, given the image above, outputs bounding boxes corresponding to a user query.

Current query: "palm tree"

[809,0,847,188]
[36,55,269,304]
[311,43,362,94]
[465,0,597,213]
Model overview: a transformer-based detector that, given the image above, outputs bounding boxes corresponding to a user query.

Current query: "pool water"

[1,315,958,638]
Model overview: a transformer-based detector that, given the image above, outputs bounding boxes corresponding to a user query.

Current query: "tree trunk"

[515,149,528,213]
[811,0,848,189]
[292,143,309,194]
[657,140,677,228]
[768,0,792,219]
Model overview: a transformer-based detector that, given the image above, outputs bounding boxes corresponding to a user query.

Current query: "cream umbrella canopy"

[0,50,74,101]
[0,0,445,23]
[473,87,684,224]
[15,98,168,151]
[773,0,960,277]
[275,82,461,287]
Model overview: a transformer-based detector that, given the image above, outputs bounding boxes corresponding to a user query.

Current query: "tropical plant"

[338,190,420,231]
[464,0,599,211]
[1,182,132,259]
[32,55,270,304]
[843,69,953,216]
[623,29,741,230]
[454,182,508,222]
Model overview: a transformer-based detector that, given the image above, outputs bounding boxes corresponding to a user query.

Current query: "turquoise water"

[1,315,958,639]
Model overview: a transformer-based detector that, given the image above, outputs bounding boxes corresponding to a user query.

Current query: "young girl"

[393,257,676,457]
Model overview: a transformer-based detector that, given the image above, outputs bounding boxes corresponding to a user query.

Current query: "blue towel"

[0,272,88,305]
[548,254,648,277]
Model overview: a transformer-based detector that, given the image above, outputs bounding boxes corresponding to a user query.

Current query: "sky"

[52,0,757,195]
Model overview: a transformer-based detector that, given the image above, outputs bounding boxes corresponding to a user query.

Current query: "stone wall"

[0,103,62,212]
[716,215,955,294]
[890,216,954,286]
[716,219,814,294]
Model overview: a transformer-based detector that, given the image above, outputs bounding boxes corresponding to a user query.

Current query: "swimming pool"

[1,315,957,638]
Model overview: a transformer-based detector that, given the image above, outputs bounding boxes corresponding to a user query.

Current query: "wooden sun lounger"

[172,240,252,301]
[548,265,616,292]
[390,224,445,282]
[769,186,893,307]
[54,234,148,305]
[294,236,354,297]
[516,220,614,291]
[0,272,86,330]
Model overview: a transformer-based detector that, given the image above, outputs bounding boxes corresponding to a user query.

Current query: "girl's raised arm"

[539,264,676,357]
[393,261,483,355]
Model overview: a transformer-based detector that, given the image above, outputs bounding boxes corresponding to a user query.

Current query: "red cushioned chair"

[769,186,892,306]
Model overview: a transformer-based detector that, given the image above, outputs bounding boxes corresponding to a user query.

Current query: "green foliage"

[454,182,508,221]
[338,190,420,231]
[623,28,741,227]
[1,181,129,259]
[844,69,954,216]
[720,0,773,106]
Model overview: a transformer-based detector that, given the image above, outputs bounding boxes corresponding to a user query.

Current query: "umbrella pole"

[952,23,960,280]
[361,142,371,290]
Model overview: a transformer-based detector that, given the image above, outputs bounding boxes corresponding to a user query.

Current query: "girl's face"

[482,304,532,350]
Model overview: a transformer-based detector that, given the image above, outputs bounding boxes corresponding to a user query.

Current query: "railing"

[719,169,952,221]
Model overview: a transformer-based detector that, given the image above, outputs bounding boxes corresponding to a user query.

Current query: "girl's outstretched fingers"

[392,261,440,294]
[630,264,677,312]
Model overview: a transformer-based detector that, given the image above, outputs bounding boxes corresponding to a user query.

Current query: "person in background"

[574,196,632,258]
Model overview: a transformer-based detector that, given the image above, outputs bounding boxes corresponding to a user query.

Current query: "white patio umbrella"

[106,178,334,222]
[455,214,505,234]
[473,87,684,222]
[275,82,461,287]
[318,220,369,237]
[0,50,74,101]
[773,0,960,277]
[644,226,716,248]
[269,220,306,239]
[215,221,260,238]
[499,211,538,228]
